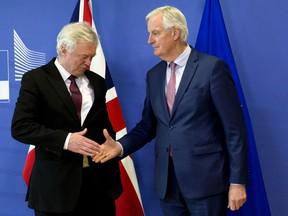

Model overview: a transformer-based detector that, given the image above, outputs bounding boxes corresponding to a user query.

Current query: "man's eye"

[152,31,159,36]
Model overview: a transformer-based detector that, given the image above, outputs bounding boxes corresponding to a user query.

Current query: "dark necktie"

[166,62,176,114]
[69,75,89,167]
[69,75,82,120]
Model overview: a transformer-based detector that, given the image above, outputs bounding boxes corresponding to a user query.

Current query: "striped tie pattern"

[69,75,82,120]
[166,62,176,114]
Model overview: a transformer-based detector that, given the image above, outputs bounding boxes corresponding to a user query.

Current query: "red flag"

[22,0,144,215]
[22,145,34,185]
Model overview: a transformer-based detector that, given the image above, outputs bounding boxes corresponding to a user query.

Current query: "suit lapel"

[44,59,80,123]
[82,71,106,126]
[154,62,171,118]
[170,49,199,117]
[159,63,170,118]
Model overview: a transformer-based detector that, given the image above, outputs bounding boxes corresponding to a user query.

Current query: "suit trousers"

[159,157,228,216]
[34,167,116,216]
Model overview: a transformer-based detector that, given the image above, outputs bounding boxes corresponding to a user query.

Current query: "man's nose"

[148,35,154,44]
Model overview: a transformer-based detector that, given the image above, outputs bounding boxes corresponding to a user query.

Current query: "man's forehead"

[147,15,164,32]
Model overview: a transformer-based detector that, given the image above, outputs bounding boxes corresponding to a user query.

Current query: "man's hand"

[92,129,122,163]
[68,128,100,156]
[228,184,247,211]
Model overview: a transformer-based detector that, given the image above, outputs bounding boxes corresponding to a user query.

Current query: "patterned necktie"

[166,62,176,114]
[69,75,82,120]
[69,75,89,167]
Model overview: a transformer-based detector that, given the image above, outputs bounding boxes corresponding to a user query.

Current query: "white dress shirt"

[54,58,94,149]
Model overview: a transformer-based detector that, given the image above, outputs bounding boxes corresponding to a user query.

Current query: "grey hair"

[146,6,188,42]
[56,22,98,55]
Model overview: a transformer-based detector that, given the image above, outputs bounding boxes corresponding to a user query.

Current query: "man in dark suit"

[93,6,248,216]
[11,22,122,216]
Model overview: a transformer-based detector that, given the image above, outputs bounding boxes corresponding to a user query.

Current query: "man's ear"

[60,45,67,55]
[172,27,181,41]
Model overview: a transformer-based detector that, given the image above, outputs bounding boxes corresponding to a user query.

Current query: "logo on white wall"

[14,30,46,81]
[0,30,46,103]
[0,50,9,103]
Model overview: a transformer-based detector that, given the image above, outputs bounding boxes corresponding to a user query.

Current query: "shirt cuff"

[230,183,245,186]
[63,133,71,150]
[117,141,124,157]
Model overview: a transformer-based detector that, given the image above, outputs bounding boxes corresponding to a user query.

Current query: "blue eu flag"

[195,0,271,215]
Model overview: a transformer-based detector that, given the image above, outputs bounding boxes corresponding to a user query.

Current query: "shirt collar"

[167,45,191,68]
[54,58,72,81]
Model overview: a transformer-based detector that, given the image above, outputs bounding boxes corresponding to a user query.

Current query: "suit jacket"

[11,58,122,212]
[119,47,248,199]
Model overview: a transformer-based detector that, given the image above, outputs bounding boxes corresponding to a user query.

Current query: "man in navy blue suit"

[93,6,248,216]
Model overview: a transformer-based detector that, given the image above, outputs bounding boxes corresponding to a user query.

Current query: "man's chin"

[80,68,87,73]
[153,50,160,57]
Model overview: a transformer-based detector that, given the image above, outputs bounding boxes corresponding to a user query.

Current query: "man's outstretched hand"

[92,129,122,163]
[68,128,100,157]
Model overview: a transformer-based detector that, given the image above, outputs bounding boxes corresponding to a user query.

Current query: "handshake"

[92,129,122,163]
